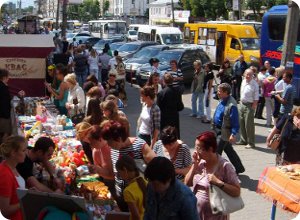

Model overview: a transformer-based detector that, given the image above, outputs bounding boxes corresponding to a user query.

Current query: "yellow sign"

[0,58,46,79]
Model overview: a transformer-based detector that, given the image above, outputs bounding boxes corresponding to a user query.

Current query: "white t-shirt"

[139,105,151,135]
[16,175,26,189]
[88,55,99,70]
[275,79,287,92]
[109,57,117,70]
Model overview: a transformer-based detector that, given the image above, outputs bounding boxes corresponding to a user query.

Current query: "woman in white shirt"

[137,86,161,148]
[88,48,100,80]
[64,73,86,117]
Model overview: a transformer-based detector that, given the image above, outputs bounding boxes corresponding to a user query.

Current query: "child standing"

[116,155,147,220]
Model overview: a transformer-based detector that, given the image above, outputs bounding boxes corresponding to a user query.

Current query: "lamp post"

[171,0,175,26]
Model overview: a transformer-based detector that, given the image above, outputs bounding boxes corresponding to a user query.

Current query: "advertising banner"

[0,58,46,79]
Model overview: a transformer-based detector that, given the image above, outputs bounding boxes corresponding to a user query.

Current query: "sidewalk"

[124,83,294,220]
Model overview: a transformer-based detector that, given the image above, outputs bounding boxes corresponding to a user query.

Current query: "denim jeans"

[76,69,88,87]
[191,92,204,117]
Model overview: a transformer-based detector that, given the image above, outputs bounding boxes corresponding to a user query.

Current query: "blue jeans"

[191,92,204,117]
[76,69,88,87]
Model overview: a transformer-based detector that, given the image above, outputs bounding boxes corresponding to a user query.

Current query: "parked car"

[93,38,125,54]
[136,46,210,87]
[124,45,170,81]
[85,37,101,48]
[126,30,138,41]
[118,41,158,60]
[110,42,126,51]
[66,32,92,43]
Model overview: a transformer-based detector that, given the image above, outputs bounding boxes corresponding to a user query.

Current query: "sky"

[4,0,34,8]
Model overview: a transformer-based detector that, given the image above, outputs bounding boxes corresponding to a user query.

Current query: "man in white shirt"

[108,50,118,71]
[237,68,259,149]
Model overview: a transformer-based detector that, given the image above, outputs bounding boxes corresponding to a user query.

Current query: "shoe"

[189,114,197,117]
[245,144,255,149]
[201,119,211,124]
[196,116,203,119]
[236,142,247,145]
[256,116,266,120]
[236,167,245,175]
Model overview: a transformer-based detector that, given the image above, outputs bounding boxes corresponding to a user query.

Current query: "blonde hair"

[100,100,119,120]
[64,73,77,86]
[193,60,202,66]
[0,136,26,158]
[75,122,92,140]
[275,66,285,78]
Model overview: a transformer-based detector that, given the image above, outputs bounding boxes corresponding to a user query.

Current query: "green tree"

[67,0,100,22]
[103,0,109,16]
[247,0,264,17]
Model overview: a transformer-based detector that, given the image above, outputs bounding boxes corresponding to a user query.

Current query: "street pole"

[171,0,175,27]
[61,0,67,37]
[280,0,299,72]
[55,0,60,30]
[238,0,242,19]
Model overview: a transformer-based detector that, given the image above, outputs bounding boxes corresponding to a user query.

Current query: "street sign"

[232,0,239,11]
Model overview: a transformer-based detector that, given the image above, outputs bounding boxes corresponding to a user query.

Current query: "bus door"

[227,37,242,63]
[197,27,217,63]
[184,27,195,44]
[216,31,226,64]
[150,29,156,42]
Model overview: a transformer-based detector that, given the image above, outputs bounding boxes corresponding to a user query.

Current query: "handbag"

[209,184,244,215]
[269,117,289,150]
[71,97,84,125]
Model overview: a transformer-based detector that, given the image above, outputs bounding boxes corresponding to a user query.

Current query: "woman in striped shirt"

[100,120,156,212]
[153,126,192,181]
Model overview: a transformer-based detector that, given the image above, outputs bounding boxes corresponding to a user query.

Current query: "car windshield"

[240,38,260,50]
[110,43,124,51]
[128,30,137,35]
[66,33,75,38]
[133,48,160,58]
[94,40,110,48]
[118,44,139,52]
[156,51,182,64]
[161,34,183,44]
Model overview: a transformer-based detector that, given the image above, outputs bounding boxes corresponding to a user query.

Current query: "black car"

[124,45,170,81]
[118,41,159,60]
[136,46,210,87]
[85,37,101,48]
[93,38,125,53]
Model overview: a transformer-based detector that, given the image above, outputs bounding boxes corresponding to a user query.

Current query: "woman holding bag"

[267,107,300,165]
[64,73,85,118]
[185,131,241,220]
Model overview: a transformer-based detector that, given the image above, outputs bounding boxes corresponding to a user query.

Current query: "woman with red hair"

[185,131,241,220]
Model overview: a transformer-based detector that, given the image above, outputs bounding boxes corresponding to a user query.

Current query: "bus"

[184,23,260,65]
[260,5,300,103]
[207,20,262,37]
[89,20,127,39]
[137,25,183,45]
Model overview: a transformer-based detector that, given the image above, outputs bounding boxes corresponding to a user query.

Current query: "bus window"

[230,38,240,50]
[268,15,300,42]
[268,15,286,41]
[198,28,207,45]
[156,34,162,44]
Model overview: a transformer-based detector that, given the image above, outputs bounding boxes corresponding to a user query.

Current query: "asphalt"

[122,83,295,220]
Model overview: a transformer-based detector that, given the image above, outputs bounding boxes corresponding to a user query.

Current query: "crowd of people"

[1,42,300,219]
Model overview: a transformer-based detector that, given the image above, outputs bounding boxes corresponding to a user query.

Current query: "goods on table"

[277,165,300,180]
[79,182,111,200]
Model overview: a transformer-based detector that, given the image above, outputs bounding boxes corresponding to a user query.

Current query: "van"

[137,25,183,45]
[184,23,260,66]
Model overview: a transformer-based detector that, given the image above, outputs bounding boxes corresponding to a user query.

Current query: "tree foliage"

[182,0,228,19]
[67,0,101,22]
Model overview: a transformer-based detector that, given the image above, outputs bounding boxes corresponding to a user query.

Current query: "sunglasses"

[110,75,116,77]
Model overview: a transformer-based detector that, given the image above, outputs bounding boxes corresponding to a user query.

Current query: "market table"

[257,165,300,219]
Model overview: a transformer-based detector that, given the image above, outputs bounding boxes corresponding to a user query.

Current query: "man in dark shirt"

[0,69,12,143]
[157,73,184,138]
[17,137,62,193]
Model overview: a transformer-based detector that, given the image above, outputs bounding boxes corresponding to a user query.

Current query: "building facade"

[149,0,180,25]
